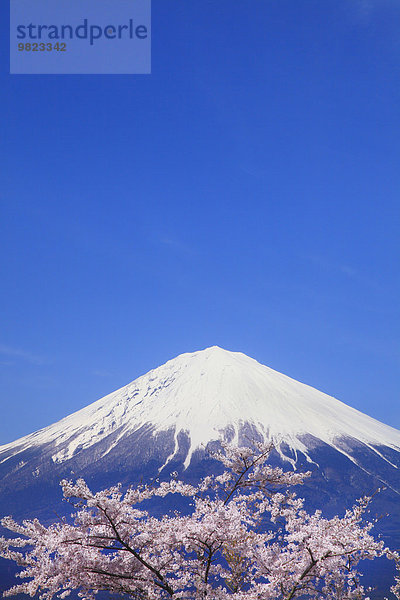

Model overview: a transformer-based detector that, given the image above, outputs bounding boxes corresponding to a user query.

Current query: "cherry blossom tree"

[0,442,398,600]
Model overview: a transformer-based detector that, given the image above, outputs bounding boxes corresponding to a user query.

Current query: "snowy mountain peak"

[1,347,400,472]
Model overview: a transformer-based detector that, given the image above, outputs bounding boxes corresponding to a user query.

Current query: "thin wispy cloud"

[354,0,376,20]
[158,237,195,256]
[91,369,113,378]
[0,343,47,366]
[305,255,385,295]
[346,0,399,27]
[307,255,358,279]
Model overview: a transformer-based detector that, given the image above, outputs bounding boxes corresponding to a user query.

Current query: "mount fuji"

[1,346,400,508]
[0,346,399,594]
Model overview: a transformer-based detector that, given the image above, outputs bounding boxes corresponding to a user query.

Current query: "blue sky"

[0,0,399,444]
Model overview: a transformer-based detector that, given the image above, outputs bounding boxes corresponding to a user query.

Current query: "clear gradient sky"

[0,0,399,445]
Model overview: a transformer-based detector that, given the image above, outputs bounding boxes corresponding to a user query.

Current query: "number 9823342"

[18,42,67,51]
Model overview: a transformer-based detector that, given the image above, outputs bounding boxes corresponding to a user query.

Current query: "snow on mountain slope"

[1,346,399,473]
